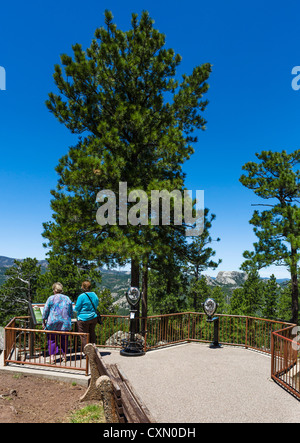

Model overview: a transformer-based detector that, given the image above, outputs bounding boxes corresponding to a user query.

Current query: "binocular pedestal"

[207,316,222,349]
[120,308,145,357]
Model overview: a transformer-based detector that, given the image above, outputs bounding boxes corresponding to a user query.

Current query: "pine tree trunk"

[131,259,140,287]
[141,259,148,335]
[290,248,299,325]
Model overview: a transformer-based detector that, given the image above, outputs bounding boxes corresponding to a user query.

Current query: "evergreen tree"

[148,258,188,315]
[211,286,228,314]
[42,10,212,317]
[37,253,101,302]
[229,271,263,316]
[98,287,118,315]
[187,275,212,312]
[277,282,293,322]
[0,258,41,326]
[261,274,280,320]
[229,287,244,316]
[240,150,300,323]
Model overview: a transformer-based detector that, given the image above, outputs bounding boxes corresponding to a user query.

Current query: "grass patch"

[68,403,106,423]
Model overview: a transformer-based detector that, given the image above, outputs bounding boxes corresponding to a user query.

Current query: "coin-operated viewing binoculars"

[120,287,145,357]
[202,298,222,349]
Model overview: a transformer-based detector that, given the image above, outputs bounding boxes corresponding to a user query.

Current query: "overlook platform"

[2,313,300,421]
[1,341,299,422]
[99,342,300,423]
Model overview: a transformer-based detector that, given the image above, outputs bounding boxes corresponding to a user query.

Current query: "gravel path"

[100,343,300,423]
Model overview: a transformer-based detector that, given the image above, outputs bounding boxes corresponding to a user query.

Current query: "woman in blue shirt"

[75,281,99,348]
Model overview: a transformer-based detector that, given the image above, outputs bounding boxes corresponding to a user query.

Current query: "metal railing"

[271,325,300,399]
[96,312,294,352]
[96,312,299,399]
[4,317,89,375]
[4,312,299,400]
[96,314,130,348]
[140,313,293,353]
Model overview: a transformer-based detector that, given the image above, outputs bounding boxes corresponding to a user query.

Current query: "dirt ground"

[0,371,88,423]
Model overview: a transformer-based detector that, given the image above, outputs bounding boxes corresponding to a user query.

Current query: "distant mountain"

[205,271,289,290]
[207,271,248,287]
[0,256,48,286]
[276,278,290,284]
[0,256,48,268]
[0,256,19,268]
[99,270,131,314]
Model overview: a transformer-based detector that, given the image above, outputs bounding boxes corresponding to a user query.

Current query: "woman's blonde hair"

[52,282,63,293]
[81,281,91,291]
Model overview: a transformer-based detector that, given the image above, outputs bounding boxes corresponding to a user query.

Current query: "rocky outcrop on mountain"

[215,271,248,287]
[204,275,218,286]
[204,271,248,289]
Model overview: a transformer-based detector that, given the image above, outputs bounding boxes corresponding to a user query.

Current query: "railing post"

[144,316,148,352]
[245,317,248,349]
[3,327,7,365]
[85,333,90,376]
[271,332,274,379]
[187,313,190,342]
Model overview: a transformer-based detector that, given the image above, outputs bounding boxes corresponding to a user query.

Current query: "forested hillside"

[0,256,291,325]
[0,268,6,286]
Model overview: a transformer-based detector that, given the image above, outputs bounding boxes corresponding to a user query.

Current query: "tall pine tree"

[43,11,212,316]
[240,150,300,324]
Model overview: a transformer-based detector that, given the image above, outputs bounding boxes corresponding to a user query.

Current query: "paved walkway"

[100,343,300,423]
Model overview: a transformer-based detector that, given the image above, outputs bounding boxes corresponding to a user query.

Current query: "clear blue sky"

[0,0,299,278]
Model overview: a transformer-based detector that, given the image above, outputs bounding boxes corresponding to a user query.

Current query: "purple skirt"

[48,333,68,356]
